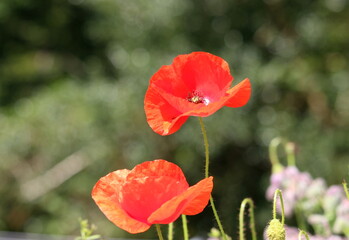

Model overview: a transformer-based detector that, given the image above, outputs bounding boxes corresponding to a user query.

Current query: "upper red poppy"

[92,159,213,234]
[144,52,251,135]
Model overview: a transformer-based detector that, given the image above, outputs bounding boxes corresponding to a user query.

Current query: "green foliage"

[76,219,101,240]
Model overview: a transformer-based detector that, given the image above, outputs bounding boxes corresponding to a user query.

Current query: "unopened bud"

[266,219,286,240]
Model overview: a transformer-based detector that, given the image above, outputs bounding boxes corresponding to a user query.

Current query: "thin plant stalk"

[295,204,307,231]
[298,230,310,240]
[269,138,284,173]
[285,142,296,166]
[198,117,210,178]
[168,222,174,240]
[182,215,189,240]
[239,198,257,240]
[343,180,349,200]
[270,138,297,169]
[273,189,285,225]
[198,117,227,240]
[155,224,164,240]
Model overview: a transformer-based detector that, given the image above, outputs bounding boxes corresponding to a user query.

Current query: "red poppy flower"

[92,159,213,234]
[144,52,251,135]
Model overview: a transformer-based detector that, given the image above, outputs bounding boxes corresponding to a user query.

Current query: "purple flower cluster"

[266,166,316,217]
[285,226,346,240]
[266,166,349,238]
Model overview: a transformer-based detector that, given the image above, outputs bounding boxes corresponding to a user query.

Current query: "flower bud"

[265,219,286,240]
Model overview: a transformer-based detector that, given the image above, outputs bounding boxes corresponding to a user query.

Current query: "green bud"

[266,219,286,240]
[208,228,221,238]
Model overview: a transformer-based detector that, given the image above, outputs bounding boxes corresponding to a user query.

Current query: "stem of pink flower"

[239,198,257,240]
[182,215,189,240]
[168,222,174,240]
[269,138,284,173]
[295,204,307,231]
[343,180,349,200]
[198,117,228,240]
[285,142,296,166]
[155,224,164,240]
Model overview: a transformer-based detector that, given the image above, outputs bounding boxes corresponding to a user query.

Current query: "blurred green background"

[0,0,348,239]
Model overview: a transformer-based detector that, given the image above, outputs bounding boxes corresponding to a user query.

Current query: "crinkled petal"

[147,177,213,224]
[158,79,250,131]
[120,175,188,223]
[120,160,189,223]
[182,177,214,215]
[148,64,190,99]
[148,52,232,100]
[91,169,151,234]
[126,159,188,183]
[175,79,251,117]
[144,85,189,135]
[172,52,233,100]
[224,78,251,108]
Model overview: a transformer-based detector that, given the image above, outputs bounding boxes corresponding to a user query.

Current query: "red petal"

[127,159,188,182]
[120,160,189,223]
[182,177,214,215]
[171,78,251,118]
[173,52,232,101]
[147,177,213,224]
[148,64,190,99]
[144,87,189,135]
[148,52,232,100]
[224,78,251,108]
[120,176,188,223]
[91,169,151,234]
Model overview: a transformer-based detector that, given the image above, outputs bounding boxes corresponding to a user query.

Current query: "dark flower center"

[187,91,209,104]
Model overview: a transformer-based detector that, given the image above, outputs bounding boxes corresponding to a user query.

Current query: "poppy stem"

[198,117,228,240]
[168,222,174,240]
[155,224,164,240]
[198,117,210,178]
[239,198,257,240]
[209,197,227,240]
[182,215,189,240]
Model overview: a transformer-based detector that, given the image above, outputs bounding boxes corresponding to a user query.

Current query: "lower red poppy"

[92,160,213,233]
